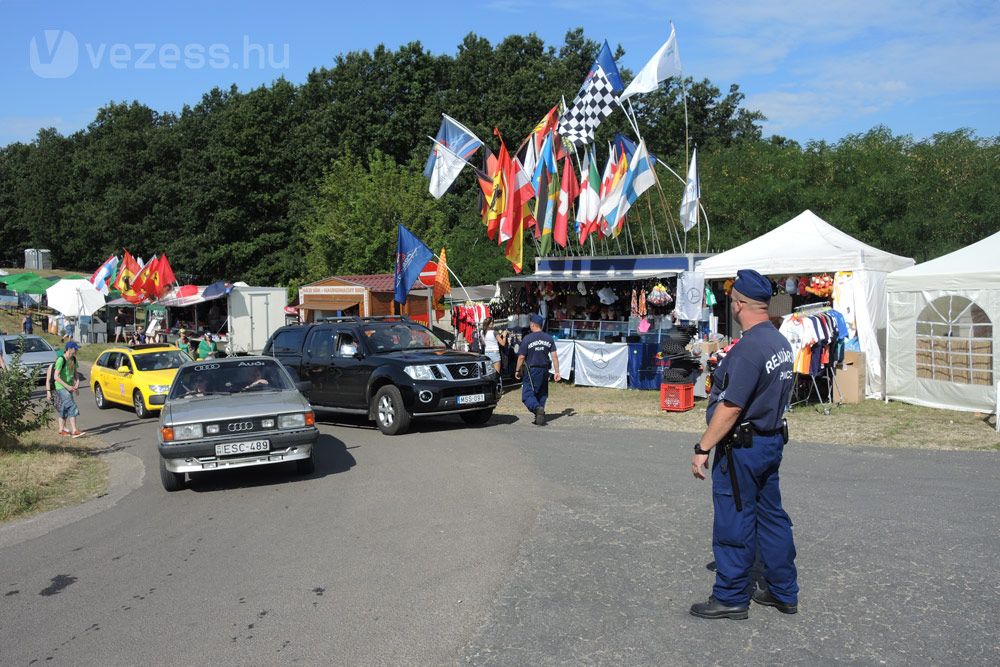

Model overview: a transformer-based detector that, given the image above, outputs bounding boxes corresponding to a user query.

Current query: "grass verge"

[495,382,1000,451]
[0,429,109,523]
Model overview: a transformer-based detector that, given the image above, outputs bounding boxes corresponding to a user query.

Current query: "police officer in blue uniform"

[689,269,799,620]
[515,314,561,425]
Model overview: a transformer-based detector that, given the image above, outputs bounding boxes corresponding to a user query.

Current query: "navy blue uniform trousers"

[712,433,798,606]
[520,366,549,412]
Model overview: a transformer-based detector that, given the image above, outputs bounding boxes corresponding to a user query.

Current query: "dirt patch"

[495,382,1000,451]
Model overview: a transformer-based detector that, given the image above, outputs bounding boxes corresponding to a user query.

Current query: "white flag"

[428,137,468,199]
[620,25,682,101]
[679,147,700,232]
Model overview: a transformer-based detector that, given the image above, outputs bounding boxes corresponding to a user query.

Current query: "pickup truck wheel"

[94,384,108,409]
[373,385,410,435]
[296,451,315,475]
[460,408,494,426]
[133,390,149,419]
[159,458,185,492]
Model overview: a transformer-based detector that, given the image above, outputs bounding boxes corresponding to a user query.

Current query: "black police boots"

[752,588,798,614]
[534,406,546,426]
[689,597,749,620]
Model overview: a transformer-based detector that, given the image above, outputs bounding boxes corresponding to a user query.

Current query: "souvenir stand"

[495,253,712,391]
[156,282,234,347]
[695,210,914,401]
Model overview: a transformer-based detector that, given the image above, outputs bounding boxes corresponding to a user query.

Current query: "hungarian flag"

[554,155,580,248]
[576,146,602,244]
[433,248,451,305]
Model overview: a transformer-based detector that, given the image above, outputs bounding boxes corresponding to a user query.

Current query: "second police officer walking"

[689,269,800,620]
[515,314,560,425]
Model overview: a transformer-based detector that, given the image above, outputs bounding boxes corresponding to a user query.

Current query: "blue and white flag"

[89,254,119,295]
[394,224,434,305]
[424,114,483,198]
[599,139,656,232]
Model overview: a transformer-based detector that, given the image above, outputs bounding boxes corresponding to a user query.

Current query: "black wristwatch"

[694,443,711,456]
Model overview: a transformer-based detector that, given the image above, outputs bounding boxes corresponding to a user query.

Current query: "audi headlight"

[149,384,170,394]
[404,365,435,380]
[172,423,203,440]
[278,413,306,429]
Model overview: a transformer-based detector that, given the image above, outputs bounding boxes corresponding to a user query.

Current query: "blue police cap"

[529,314,545,326]
[734,269,773,302]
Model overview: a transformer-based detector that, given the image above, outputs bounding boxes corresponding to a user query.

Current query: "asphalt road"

[1,387,998,666]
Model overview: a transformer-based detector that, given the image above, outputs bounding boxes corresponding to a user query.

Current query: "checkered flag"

[558,65,619,147]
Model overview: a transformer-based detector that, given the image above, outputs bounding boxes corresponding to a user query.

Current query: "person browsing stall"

[196,333,218,360]
[514,314,560,426]
[688,269,798,620]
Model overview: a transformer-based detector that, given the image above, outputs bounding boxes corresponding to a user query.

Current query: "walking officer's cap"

[529,314,545,326]
[734,269,773,302]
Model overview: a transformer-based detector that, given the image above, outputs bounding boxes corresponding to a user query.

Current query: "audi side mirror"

[295,380,311,394]
[149,394,167,405]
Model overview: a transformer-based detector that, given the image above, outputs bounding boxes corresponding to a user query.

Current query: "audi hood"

[162,391,312,425]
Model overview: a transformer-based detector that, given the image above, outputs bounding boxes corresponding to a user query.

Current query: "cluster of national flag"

[89,251,177,304]
[422,25,701,272]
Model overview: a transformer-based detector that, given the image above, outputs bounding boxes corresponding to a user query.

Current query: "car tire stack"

[660,326,703,385]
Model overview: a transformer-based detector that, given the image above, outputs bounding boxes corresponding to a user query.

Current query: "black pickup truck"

[263,317,499,435]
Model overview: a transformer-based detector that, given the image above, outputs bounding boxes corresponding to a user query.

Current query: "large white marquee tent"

[696,210,914,397]
[885,231,1000,414]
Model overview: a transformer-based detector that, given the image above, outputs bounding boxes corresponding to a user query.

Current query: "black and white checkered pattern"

[558,66,618,147]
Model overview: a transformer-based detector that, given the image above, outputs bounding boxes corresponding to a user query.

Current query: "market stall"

[494,253,712,390]
[885,230,999,414]
[695,210,914,397]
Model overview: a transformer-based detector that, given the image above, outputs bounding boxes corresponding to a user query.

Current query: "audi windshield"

[168,359,293,399]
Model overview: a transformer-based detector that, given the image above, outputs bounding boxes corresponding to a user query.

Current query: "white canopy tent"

[886,231,1000,414]
[45,279,106,317]
[695,210,914,397]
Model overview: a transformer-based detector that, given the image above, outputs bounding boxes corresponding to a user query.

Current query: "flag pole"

[617,97,682,253]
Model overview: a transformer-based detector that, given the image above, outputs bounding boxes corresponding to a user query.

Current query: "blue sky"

[2,0,998,147]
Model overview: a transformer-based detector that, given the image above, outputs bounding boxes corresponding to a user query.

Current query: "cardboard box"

[834,351,866,404]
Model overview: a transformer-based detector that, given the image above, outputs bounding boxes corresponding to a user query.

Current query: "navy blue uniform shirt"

[518,331,556,368]
[706,322,794,432]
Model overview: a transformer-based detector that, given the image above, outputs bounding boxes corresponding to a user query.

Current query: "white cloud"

[689,0,1000,137]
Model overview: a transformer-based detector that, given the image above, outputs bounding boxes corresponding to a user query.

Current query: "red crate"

[660,383,694,412]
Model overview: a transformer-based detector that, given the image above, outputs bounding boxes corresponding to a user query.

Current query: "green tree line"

[0,29,996,288]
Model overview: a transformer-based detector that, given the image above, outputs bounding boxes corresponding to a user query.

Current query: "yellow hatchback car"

[92,344,192,418]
